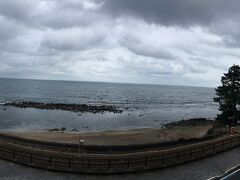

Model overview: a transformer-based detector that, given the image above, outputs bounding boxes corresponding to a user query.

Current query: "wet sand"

[3,125,212,146]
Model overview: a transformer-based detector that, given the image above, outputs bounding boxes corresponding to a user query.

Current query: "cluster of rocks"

[165,118,213,128]
[48,127,79,132]
[48,127,66,132]
[4,101,123,114]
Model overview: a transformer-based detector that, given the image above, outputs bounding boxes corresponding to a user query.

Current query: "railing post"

[12,150,15,160]
[144,157,148,168]
[30,154,32,164]
[88,159,90,171]
[68,158,71,170]
[162,155,165,166]
[108,160,111,171]
[49,157,52,167]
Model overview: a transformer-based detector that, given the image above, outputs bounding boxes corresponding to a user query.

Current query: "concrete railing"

[0,134,239,174]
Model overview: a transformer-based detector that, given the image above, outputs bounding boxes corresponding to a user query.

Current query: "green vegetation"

[214,65,240,126]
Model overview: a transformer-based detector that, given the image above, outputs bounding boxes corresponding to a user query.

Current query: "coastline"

[0,116,236,174]
[0,126,237,174]
[0,104,217,133]
[3,126,211,146]
[2,119,214,146]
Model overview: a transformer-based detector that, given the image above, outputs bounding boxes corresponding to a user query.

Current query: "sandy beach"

[3,125,212,146]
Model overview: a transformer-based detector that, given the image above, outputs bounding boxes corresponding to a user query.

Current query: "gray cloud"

[0,16,25,41]
[120,34,176,60]
[0,0,239,87]
[41,26,107,51]
[102,0,239,27]
[101,0,240,51]
[0,0,35,22]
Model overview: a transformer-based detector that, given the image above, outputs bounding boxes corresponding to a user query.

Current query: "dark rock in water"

[71,128,79,132]
[82,126,89,129]
[2,108,6,111]
[4,101,123,114]
[48,127,66,132]
[165,118,213,128]
[48,128,60,132]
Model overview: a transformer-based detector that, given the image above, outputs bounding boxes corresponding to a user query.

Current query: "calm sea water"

[0,78,218,132]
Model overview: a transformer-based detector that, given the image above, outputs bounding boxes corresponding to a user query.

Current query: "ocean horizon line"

[0,77,214,89]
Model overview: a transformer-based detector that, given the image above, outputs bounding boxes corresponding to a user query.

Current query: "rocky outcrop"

[165,118,213,128]
[4,101,123,113]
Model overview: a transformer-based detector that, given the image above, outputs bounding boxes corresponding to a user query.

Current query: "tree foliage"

[214,65,240,126]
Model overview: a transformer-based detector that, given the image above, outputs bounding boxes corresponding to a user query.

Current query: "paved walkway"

[1,147,240,180]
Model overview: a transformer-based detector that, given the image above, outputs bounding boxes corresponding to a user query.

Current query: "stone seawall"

[0,134,239,174]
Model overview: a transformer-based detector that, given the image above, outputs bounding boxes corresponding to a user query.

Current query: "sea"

[0,78,218,132]
[0,78,221,179]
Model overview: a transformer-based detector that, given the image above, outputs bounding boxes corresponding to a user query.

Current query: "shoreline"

[44,118,215,133]
[3,119,215,146]
[0,102,217,133]
[0,118,236,174]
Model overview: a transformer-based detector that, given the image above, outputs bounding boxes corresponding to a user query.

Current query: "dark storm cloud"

[102,0,239,26]
[0,0,103,29]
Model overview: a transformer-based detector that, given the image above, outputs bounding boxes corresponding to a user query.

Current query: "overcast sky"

[0,0,240,87]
